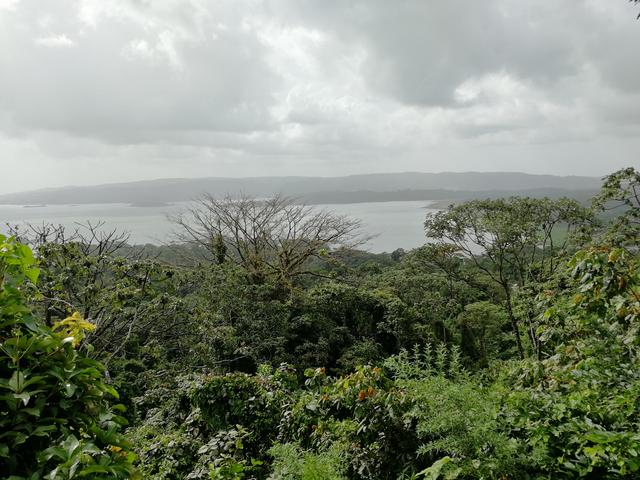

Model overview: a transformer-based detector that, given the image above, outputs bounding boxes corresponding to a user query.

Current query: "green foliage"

[0,235,137,479]
[7,169,640,479]
[592,167,640,246]
[272,347,526,479]
[203,426,263,480]
[504,246,640,478]
[411,457,455,480]
[402,375,523,478]
[268,443,347,480]
[384,346,526,478]
[31,236,198,369]
[383,344,463,380]
[425,196,595,359]
[456,302,510,366]
[192,373,285,458]
[286,282,417,372]
[279,365,414,479]
[187,262,292,371]
[129,368,295,479]
[125,372,206,479]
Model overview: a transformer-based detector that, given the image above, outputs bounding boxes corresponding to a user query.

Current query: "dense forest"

[1,167,639,479]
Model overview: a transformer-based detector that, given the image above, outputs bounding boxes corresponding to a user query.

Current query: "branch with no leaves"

[169,193,370,282]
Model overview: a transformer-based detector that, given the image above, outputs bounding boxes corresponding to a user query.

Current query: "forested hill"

[0,171,601,205]
[2,168,639,479]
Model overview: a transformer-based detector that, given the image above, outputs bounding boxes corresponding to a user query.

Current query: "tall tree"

[592,167,640,248]
[425,197,594,359]
[171,194,366,286]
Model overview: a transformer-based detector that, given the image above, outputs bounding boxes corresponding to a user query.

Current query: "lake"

[0,201,439,253]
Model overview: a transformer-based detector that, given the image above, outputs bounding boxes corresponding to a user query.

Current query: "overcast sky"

[0,0,639,193]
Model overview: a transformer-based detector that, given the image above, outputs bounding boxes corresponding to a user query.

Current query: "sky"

[0,0,639,193]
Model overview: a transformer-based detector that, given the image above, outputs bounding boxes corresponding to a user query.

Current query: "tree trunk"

[525,310,541,360]
[504,286,525,359]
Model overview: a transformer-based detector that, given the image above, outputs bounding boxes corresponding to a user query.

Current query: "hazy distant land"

[0,172,601,206]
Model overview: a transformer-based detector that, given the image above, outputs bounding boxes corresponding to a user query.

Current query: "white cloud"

[0,0,19,11]
[34,34,74,47]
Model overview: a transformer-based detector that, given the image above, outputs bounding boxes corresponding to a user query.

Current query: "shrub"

[0,235,137,479]
[192,373,284,455]
[279,366,415,479]
[268,443,347,480]
[504,247,640,478]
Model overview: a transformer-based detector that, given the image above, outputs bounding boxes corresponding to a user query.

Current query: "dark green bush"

[192,373,285,459]
[0,235,137,479]
[503,247,640,478]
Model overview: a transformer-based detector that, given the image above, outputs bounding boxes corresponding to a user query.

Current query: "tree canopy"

[2,168,639,479]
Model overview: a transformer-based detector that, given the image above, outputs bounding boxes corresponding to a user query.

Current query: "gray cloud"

[1,1,279,138]
[0,0,638,193]
[281,1,581,105]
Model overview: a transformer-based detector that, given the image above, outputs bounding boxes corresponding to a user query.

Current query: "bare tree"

[5,221,134,325]
[6,220,131,257]
[170,194,367,284]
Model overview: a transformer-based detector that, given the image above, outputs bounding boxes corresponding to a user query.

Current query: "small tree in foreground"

[0,235,138,479]
[506,245,640,478]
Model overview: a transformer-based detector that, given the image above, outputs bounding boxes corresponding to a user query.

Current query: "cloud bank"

[0,0,638,192]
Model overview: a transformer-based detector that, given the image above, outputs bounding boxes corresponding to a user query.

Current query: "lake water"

[0,201,439,253]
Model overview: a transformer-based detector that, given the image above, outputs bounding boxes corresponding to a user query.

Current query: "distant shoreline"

[0,172,602,206]
[0,187,598,209]
[129,201,172,208]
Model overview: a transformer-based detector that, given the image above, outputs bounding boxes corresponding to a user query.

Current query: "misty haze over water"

[0,201,437,253]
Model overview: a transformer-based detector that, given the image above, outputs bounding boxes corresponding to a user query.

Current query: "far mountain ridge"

[0,171,602,206]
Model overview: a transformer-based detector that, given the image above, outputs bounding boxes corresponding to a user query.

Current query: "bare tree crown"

[170,194,366,283]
